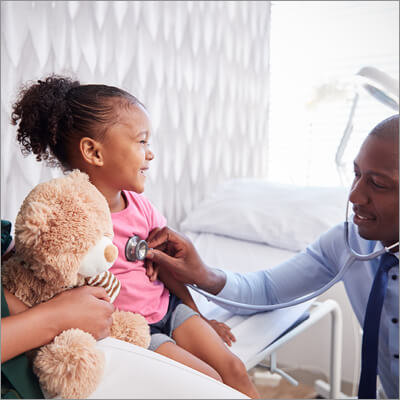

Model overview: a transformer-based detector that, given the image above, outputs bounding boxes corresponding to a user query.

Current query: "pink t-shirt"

[110,191,169,324]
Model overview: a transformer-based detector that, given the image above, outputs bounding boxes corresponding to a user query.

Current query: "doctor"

[146,115,399,399]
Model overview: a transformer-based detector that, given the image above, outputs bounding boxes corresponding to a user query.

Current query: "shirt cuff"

[216,269,236,299]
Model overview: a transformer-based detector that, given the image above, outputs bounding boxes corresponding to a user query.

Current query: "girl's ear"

[80,137,104,166]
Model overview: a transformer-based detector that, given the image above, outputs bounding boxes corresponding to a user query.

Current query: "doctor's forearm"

[196,266,227,295]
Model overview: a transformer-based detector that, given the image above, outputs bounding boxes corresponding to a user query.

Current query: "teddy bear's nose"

[104,243,118,263]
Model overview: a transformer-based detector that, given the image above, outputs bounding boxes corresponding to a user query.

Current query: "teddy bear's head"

[14,170,118,288]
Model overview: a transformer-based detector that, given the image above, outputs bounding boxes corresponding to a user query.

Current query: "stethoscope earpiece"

[125,235,149,262]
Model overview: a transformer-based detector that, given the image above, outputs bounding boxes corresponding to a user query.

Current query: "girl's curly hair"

[12,74,140,169]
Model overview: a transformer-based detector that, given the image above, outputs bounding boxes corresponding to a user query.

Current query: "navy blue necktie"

[358,252,398,399]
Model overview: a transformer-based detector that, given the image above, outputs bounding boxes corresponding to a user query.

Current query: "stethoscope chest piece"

[125,235,149,262]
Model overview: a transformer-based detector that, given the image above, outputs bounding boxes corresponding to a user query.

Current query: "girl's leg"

[173,315,260,399]
[155,341,222,382]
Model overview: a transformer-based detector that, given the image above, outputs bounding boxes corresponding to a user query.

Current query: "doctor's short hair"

[11,74,144,170]
[369,114,399,141]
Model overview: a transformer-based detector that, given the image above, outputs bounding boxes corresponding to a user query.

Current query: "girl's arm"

[157,267,198,309]
[157,269,236,346]
[1,286,115,363]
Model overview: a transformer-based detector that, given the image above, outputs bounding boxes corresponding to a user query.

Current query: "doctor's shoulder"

[308,223,351,267]
[317,221,379,260]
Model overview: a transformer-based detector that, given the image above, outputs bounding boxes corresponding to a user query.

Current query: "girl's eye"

[140,140,147,144]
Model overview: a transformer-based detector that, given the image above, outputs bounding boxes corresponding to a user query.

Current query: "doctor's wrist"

[196,267,227,295]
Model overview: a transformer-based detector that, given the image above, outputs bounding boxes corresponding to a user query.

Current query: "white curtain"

[1,0,271,228]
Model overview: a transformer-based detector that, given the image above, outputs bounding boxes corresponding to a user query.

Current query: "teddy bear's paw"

[111,310,151,348]
[33,328,105,399]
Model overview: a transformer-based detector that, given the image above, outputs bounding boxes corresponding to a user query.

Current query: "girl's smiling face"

[98,103,154,194]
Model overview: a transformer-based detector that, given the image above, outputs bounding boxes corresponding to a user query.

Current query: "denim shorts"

[148,294,198,351]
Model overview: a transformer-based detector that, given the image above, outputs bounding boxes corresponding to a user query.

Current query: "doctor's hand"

[145,227,227,295]
[145,227,206,284]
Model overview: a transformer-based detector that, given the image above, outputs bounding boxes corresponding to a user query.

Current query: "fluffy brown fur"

[33,329,105,399]
[2,170,150,399]
[111,310,151,348]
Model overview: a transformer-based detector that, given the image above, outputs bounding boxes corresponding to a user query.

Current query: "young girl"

[11,75,259,398]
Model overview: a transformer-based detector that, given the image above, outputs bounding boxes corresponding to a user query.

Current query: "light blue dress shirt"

[218,222,399,399]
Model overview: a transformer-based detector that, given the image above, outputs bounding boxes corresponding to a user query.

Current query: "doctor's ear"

[79,137,104,167]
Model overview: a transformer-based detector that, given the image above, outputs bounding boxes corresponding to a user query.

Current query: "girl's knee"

[224,355,249,381]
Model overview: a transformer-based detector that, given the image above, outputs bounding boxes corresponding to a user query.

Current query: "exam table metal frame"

[247,299,344,399]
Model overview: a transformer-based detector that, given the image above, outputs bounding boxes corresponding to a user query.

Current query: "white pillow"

[180,179,349,252]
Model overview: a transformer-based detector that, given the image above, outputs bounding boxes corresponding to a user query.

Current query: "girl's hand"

[206,318,236,347]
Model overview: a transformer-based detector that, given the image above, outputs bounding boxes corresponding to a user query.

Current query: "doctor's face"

[349,132,399,247]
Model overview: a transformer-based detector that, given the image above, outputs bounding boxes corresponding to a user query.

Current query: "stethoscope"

[125,200,398,311]
[125,235,149,262]
[186,200,399,311]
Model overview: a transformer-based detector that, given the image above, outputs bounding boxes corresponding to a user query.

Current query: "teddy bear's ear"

[16,201,51,248]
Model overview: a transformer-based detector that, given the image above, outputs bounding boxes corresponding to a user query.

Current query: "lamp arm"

[335,92,359,168]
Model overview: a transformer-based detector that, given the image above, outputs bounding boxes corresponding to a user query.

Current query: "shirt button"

[392,318,399,324]
[392,275,398,280]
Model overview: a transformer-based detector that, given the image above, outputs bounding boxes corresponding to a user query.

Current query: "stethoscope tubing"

[187,254,355,311]
[187,201,398,312]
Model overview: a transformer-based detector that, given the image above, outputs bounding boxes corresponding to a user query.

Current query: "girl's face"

[99,103,154,194]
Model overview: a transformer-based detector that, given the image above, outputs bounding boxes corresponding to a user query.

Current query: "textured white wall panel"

[1,0,271,229]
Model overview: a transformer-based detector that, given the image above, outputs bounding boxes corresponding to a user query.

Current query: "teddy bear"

[2,170,151,399]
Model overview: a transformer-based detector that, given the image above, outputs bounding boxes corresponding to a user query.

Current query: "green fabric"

[1,220,44,399]
[1,287,44,399]
[1,220,12,256]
